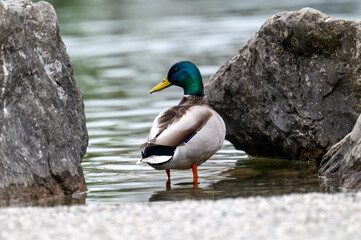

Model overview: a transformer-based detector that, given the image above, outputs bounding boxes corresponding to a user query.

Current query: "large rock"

[319,114,361,189]
[205,8,361,161]
[0,0,88,204]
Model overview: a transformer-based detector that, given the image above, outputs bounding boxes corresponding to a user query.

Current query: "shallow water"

[43,0,361,204]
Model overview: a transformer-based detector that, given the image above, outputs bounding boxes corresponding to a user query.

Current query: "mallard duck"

[137,61,225,188]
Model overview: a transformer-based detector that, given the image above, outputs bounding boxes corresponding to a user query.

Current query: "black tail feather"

[142,145,176,158]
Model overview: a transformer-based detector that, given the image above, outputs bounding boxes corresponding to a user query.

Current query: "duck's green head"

[150,61,204,96]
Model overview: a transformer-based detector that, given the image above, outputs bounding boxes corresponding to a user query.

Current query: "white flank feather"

[137,155,172,165]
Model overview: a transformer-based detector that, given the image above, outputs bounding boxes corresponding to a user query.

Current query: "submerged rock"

[319,114,361,189]
[0,0,88,204]
[205,8,361,161]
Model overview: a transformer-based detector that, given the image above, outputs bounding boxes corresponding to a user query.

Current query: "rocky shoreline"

[1,0,360,204]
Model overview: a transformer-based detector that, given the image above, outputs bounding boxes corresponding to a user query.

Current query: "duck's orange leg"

[165,169,171,180]
[165,169,171,190]
[192,163,198,189]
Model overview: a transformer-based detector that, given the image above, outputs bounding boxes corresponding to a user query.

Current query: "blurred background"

[36,0,361,204]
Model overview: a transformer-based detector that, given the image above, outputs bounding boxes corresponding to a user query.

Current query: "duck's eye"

[168,67,179,78]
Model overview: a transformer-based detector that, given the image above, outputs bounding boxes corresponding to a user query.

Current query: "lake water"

[45,0,361,204]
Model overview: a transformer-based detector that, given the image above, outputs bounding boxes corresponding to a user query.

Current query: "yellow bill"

[150,77,172,94]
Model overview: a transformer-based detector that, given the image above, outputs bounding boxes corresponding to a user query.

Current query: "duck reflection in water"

[137,61,226,189]
[149,183,212,201]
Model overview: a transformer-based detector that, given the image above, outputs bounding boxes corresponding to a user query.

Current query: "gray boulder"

[319,114,361,189]
[0,0,88,204]
[205,8,361,161]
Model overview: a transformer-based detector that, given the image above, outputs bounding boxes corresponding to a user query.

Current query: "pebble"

[0,192,361,240]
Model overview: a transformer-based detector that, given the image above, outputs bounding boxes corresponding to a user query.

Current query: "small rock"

[319,114,361,189]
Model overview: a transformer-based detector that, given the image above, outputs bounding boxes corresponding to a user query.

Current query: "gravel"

[0,192,361,240]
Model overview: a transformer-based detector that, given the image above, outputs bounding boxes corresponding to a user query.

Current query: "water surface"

[43,0,361,204]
